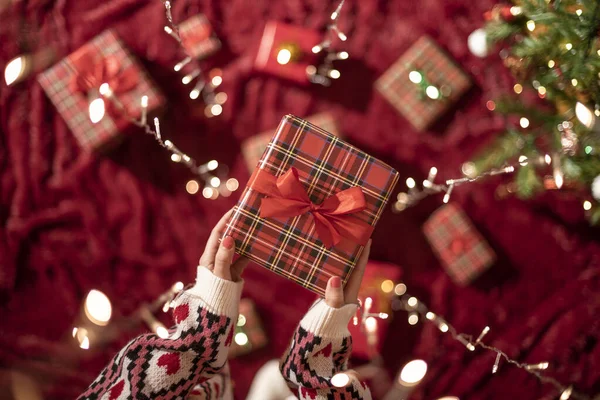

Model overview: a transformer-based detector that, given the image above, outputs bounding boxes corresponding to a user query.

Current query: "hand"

[325,239,371,308]
[198,209,249,282]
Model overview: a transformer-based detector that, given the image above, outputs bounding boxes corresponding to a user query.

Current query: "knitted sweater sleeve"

[280,299,373,400]
[77,266,242,400]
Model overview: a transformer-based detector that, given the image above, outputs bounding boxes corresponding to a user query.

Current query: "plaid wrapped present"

[349,261,402,359]
[254,21,321,85]
[229,298,268,358]
[375,36,471,131]
[38,30,164,151]
[241,112,340,173]
[179,14,221,60]
[423,203,496,286]
[223,115,399,296]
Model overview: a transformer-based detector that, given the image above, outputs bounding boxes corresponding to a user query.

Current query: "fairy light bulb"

[399,360,428,386]
[156,325,169,338]
[84,290,112,326]
[407,297,418,307]
[406,177,416,189]
[394,283,407,295]
[207,160,219,171]
[331,373,350,387]
[88,98,106,124]
[4,56,26,86]
[526,20,536,31]
[276,49,292,65]
[409,71,423,84]
[234,332,249,346]
[211,75,223,86]
[210,177,221,187]
[186,180,200,194]
[583,200,592,211]
[380,279,394,293]
[226,178,239,191]
[202,187,214,199]
[329,69,341,79]
[365,316,378,332]
[520,117,530,128]
[426,85,440,99]
[575,102,595,129]
[560,386,572,399]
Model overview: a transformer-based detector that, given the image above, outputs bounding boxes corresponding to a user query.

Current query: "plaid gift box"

[179,14,221,60]
[229,298,268,358]
[375,36,471,131]
[349,261,402,359]
[38,30,164,151]
[241,113,341,173]
[223,115,399,296]
[254,21,321,85]
[423,203,496,286]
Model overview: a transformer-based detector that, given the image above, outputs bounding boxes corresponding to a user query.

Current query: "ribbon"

[70,54,138,96]
[248,167,374,248]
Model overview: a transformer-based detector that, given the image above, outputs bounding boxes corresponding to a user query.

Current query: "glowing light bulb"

[276,49,292,65]
[399,360,428,386]
[510,6,522,15]
[234,332,249,346]
[426,312,436,320]
[215,92,228,104]
[226,178,239,191]
[171,154,182,163]
[538,86,546,96]
[407,297,418,307]
[186,180,200,194]
[211,75,223,86]
[379,313,389,319]
[409,71,423,84]
[548,60,555,68]
[575,102,595,129]
[189,88,200,100]
[329,69,341,79]
[211,104,223,116]
[583,201,592,211]
[207,160,219,171]
[408,313,419,325]
[571,78,578,86]
[526,20,536,31]
[576,9,582,16]
[79,335,90,349]
[210,177,221,187]
[406,177,416,189]
[88,98,106,124]
[565,43,573,50]
[156,326,169,338]
[394,283,407,296]
[174,282,184,291]
[84,290,112,325]
[513,83,523,94]
[425,85,440,99]
[4,56,26,85]
[381,279,394,293]
[338,51,349,59]
[519,155,528,166]
[202,187,214,199]
[439,322,449,332]
[560,386,573,400]
[237,314,247,326]
[365,316,378,332]
[545,154,552,164]
[331,373,350,387]
[520,117,530,128]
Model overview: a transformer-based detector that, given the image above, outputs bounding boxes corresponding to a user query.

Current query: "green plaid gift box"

[423,203,496,286]
[241,113,340,173]
[38,30,164,151]
[179,14,221,60]
[375,36,471,131]
[224,115,399,296]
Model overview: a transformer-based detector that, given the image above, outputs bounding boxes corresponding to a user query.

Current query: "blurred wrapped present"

[241,112,340,173]
[229,299,268,358]
[254,21,321,85]
[423,203,496,286]
[375,36,471,131]
[179,14,221,60]
[37,30,164,151]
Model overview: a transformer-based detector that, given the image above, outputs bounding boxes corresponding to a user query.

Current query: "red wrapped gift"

[375,36,471,131]
[38,30,164,151]
[423,203,496,286]
[254,21,321,85]
[229,298,268,358]
[179,14,221,60]
[241,112,341,173]
[349,261,402,359]
[223,115,399,296]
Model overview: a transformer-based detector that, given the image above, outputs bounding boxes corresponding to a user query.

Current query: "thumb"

[213,235,235,281]
[325,276,344,308]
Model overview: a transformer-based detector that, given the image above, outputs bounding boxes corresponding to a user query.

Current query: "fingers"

[344,239,371,305]
[325,276,345,308]
[213,235,235,281]
[231,256,250,282]
[199,209,233,269]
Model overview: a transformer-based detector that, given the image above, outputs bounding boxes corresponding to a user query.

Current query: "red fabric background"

[1,0,599,399]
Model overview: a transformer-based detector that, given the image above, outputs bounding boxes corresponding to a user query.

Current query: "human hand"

[198,209,249,282]
[325,239,371,308]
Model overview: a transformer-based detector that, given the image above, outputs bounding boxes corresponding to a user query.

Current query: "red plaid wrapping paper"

[241,112,340,173]
[229,298,268,358]
[37,30,164,150]
[254,21,321,85]
[179,14,221,60]
[375,36,471,131]
[224,115,399,296]
[423,203,496,286]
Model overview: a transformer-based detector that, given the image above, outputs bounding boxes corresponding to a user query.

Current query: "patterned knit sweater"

[78,267,371,400]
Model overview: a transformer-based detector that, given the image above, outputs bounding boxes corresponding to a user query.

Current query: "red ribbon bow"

[248,167,374,248]
[70,54,138,95]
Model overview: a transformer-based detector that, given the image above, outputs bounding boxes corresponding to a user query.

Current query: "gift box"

[375,36,471,131]
[423,203,496,286]
[349,261,402,359]
[229,298,268,358]
[223,115,399,296]
[179,14,221,60]
[254,21,322,85]
[241,112,341,173]
[38,30,164,151]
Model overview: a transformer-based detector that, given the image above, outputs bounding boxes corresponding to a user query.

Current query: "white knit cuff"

[300,300,358,339]
[186,266,243,319]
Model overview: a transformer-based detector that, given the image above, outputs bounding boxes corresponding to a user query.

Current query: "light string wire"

[307,0,350,86]
[395,290,588,400]
[392,151,562,212]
